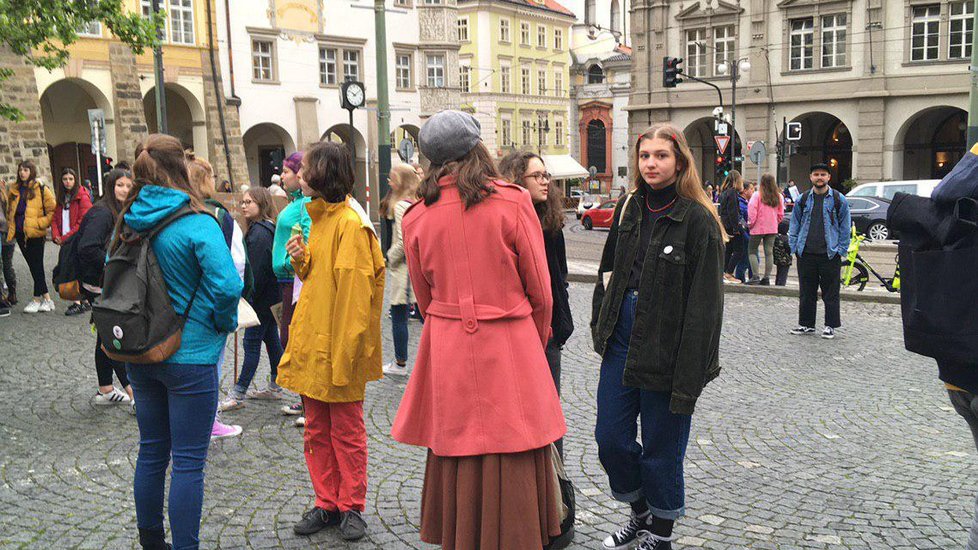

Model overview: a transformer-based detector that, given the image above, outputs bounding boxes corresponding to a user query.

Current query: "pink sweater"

[747,193,784,235]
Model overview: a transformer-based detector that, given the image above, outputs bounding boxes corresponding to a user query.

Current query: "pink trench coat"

[390,177,567,457]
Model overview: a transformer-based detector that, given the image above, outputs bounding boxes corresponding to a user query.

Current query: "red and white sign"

[714,135,731,154]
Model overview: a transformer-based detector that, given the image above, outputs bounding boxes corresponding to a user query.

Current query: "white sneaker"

[822,327,836,339]
[39,299,55,312]
[294,416,306,428]
[94,387,132,406]
[218,397,245,412]
[23,300,41,314]
[382,361,409,376]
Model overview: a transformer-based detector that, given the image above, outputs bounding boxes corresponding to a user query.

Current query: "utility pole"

[731,62,738,173]
[152,0,168,134]
[968,0,978,148]
[375,0,392,206]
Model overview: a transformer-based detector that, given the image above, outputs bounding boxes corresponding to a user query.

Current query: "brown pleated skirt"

[420,446,562,550]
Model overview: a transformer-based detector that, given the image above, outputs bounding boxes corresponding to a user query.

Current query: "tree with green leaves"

[0,0,162,121]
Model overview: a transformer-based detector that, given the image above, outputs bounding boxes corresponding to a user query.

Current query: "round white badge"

[663,245,674,254]
[113,325,124,339]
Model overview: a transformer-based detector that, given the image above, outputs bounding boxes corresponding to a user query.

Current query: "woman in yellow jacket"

[6,160,56,313]
[278,141,385,542]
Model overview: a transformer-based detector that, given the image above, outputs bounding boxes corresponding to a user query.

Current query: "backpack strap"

[618,192,635,225]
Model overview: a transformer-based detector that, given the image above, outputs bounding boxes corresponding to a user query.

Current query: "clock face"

[346,84,364,107]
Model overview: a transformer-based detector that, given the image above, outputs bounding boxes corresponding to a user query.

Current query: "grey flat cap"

[419,110,482,166]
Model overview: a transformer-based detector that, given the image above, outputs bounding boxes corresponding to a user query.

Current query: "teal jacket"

[272,189,312,281]
[124,186,242,365]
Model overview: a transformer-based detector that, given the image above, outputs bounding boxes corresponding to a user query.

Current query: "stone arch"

[242,122,296,188]
[894,106,967,180]
[142,83,207,154]
[40,78,115,195]
[788,112,853,190]
[683,116,742,187]
[322,123,368,206]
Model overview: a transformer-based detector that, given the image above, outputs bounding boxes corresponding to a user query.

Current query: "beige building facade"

[627,0,968,188]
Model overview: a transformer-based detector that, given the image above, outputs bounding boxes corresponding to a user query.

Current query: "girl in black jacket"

[498,151,574,458]
[592,125,725,550]
[220,187,283,410]
[76,169,135,407]
[718,171,745,282]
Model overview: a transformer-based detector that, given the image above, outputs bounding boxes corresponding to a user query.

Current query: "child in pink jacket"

[746,173,785,285]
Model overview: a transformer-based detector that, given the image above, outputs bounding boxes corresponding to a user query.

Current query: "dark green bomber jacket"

[590,192,725,415]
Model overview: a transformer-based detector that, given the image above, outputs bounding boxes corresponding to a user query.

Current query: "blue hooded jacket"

[124,185,242,365]
[787,188,852,258]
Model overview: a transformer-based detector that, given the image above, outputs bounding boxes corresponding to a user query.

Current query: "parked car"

[581,199,619,230]
[847,179,940,201]
[576,194,607,219]
[847,196,894,241]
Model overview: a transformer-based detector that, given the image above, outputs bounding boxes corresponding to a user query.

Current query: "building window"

[521,67,531,94]
[427,54,445,87]
[395,0,410,6]
[610,0,621,33]
[713,25,734,74]
[343,50,360,82]
[537,69,547,94]
[555,117,564,146]
[77,21,102,37]
[522,119,532,147]
[950,1,974,59]
[141,0,152,18]
[587,64,604,84]
[554,29,563,50]
[538,114,548,146]
[521,22,531,45]
[537,25,547,47]
[458,17,469,41]
[821,14,847,68]
[423,0,441,4]
[396,53,412,89]
[168,0,195,45]
[911,5,940,61]
[252,39,274,81]
[789,17,814,70]
[319,47,336,85]
[553,70,563,96]
[460,65,471,92]
[585,0,595,25]
[500,18,510,42]
[500,64,512,93]
[501,117,512,146]
[685,29,706,77]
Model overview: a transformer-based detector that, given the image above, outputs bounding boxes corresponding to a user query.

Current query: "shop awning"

[541,154,589,180]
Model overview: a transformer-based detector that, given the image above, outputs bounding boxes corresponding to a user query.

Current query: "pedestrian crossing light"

[715,154,730,180]
[663,57,683,88]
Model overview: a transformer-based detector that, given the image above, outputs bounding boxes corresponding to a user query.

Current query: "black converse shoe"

[603,511,650,549]
[293,507,340,536]
[635,532,676,550]
[790,325,816,335]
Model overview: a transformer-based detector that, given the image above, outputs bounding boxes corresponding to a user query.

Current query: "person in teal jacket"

[271,151,311,420]
[120,135,242,550]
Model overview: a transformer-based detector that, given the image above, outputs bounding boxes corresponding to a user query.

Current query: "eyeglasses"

[240,199,254,206]
[525,172,552,182]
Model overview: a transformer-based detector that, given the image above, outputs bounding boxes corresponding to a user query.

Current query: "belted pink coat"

[390,176,567,457]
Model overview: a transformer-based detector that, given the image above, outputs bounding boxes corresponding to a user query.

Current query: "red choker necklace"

[646,192,677,213]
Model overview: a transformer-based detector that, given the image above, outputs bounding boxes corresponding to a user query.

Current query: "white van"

[847,180,941,200]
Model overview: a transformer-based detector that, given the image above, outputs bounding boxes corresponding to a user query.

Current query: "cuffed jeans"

[595,290,692,520]
[948,389,978,550]
[234,307,283,395]
[390,304,409,363]
[128,362,218,550]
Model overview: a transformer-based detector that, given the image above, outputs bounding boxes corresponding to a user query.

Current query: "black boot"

[138,528,171,550]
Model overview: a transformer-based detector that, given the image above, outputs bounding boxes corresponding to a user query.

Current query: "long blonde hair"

[391,163,420,202]
[631,124,727,241]
[186,154,216,198]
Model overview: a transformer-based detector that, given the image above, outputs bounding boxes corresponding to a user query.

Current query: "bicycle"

[840,224,900,292]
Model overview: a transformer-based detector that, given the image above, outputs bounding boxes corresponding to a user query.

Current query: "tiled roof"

[494,0,576,18]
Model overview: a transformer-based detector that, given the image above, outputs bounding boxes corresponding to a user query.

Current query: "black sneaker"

[759,277,771,286]
[635,532,675,550]
[0,306,9,318]
[339,510,367,541]
[65,303,85,316]
[603,511,650,550]
[790,326,816,335]
[744,278,761,285]
[293,507,340,536]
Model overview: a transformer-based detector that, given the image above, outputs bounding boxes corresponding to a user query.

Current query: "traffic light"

[663,57,683,88]
[715,154,730,181]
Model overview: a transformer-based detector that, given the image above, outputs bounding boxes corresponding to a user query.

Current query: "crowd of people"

[0,109,879,550]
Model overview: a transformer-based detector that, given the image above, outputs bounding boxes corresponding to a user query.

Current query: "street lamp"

[716,57,750,172]
[534,119,551,154]
[587,24,623,45]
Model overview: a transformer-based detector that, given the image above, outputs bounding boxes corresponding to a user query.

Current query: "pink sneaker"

[211,419,242,440]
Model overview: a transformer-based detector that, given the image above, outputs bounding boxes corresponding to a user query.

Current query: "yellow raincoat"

[276,197,386,403]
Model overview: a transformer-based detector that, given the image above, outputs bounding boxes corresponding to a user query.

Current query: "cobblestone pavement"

[1,247,976,549]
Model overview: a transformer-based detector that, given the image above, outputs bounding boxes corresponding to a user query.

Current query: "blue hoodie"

[124,185,242,365]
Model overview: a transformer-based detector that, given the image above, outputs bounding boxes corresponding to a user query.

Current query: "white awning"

[541,154,589,180]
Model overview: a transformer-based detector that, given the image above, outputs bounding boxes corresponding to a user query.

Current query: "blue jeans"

[128,362,218,550]
[594,290,692,520]
[390,304,409,362]
[234,307,283,395]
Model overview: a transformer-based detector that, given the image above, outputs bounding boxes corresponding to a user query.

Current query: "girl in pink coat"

[391,110,566,549]
[746,173,785,285]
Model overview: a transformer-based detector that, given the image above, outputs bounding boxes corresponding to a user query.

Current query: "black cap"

[810,162,830,173]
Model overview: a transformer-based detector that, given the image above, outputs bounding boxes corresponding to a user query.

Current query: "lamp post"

[536,119,550,155]
[716,57,750,172]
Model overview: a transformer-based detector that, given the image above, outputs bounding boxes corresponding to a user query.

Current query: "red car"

[581,199,619,230]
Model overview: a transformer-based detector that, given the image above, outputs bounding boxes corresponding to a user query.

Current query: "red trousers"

[302,396,368,512]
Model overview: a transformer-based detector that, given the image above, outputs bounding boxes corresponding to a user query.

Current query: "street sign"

[746,140,756,151]
[749,141,767,164]
[717,122,729,135]
[88,109,106,156]
[397,138,415,162]
[786,122,802,141]
[714,135,730,154]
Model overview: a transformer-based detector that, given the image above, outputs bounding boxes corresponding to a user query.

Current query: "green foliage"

[840,178,859,192]
[0,0,163,120]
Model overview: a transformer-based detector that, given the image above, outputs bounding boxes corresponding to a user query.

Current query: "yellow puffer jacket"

[6,180,55,241]
[276,197,386,403]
